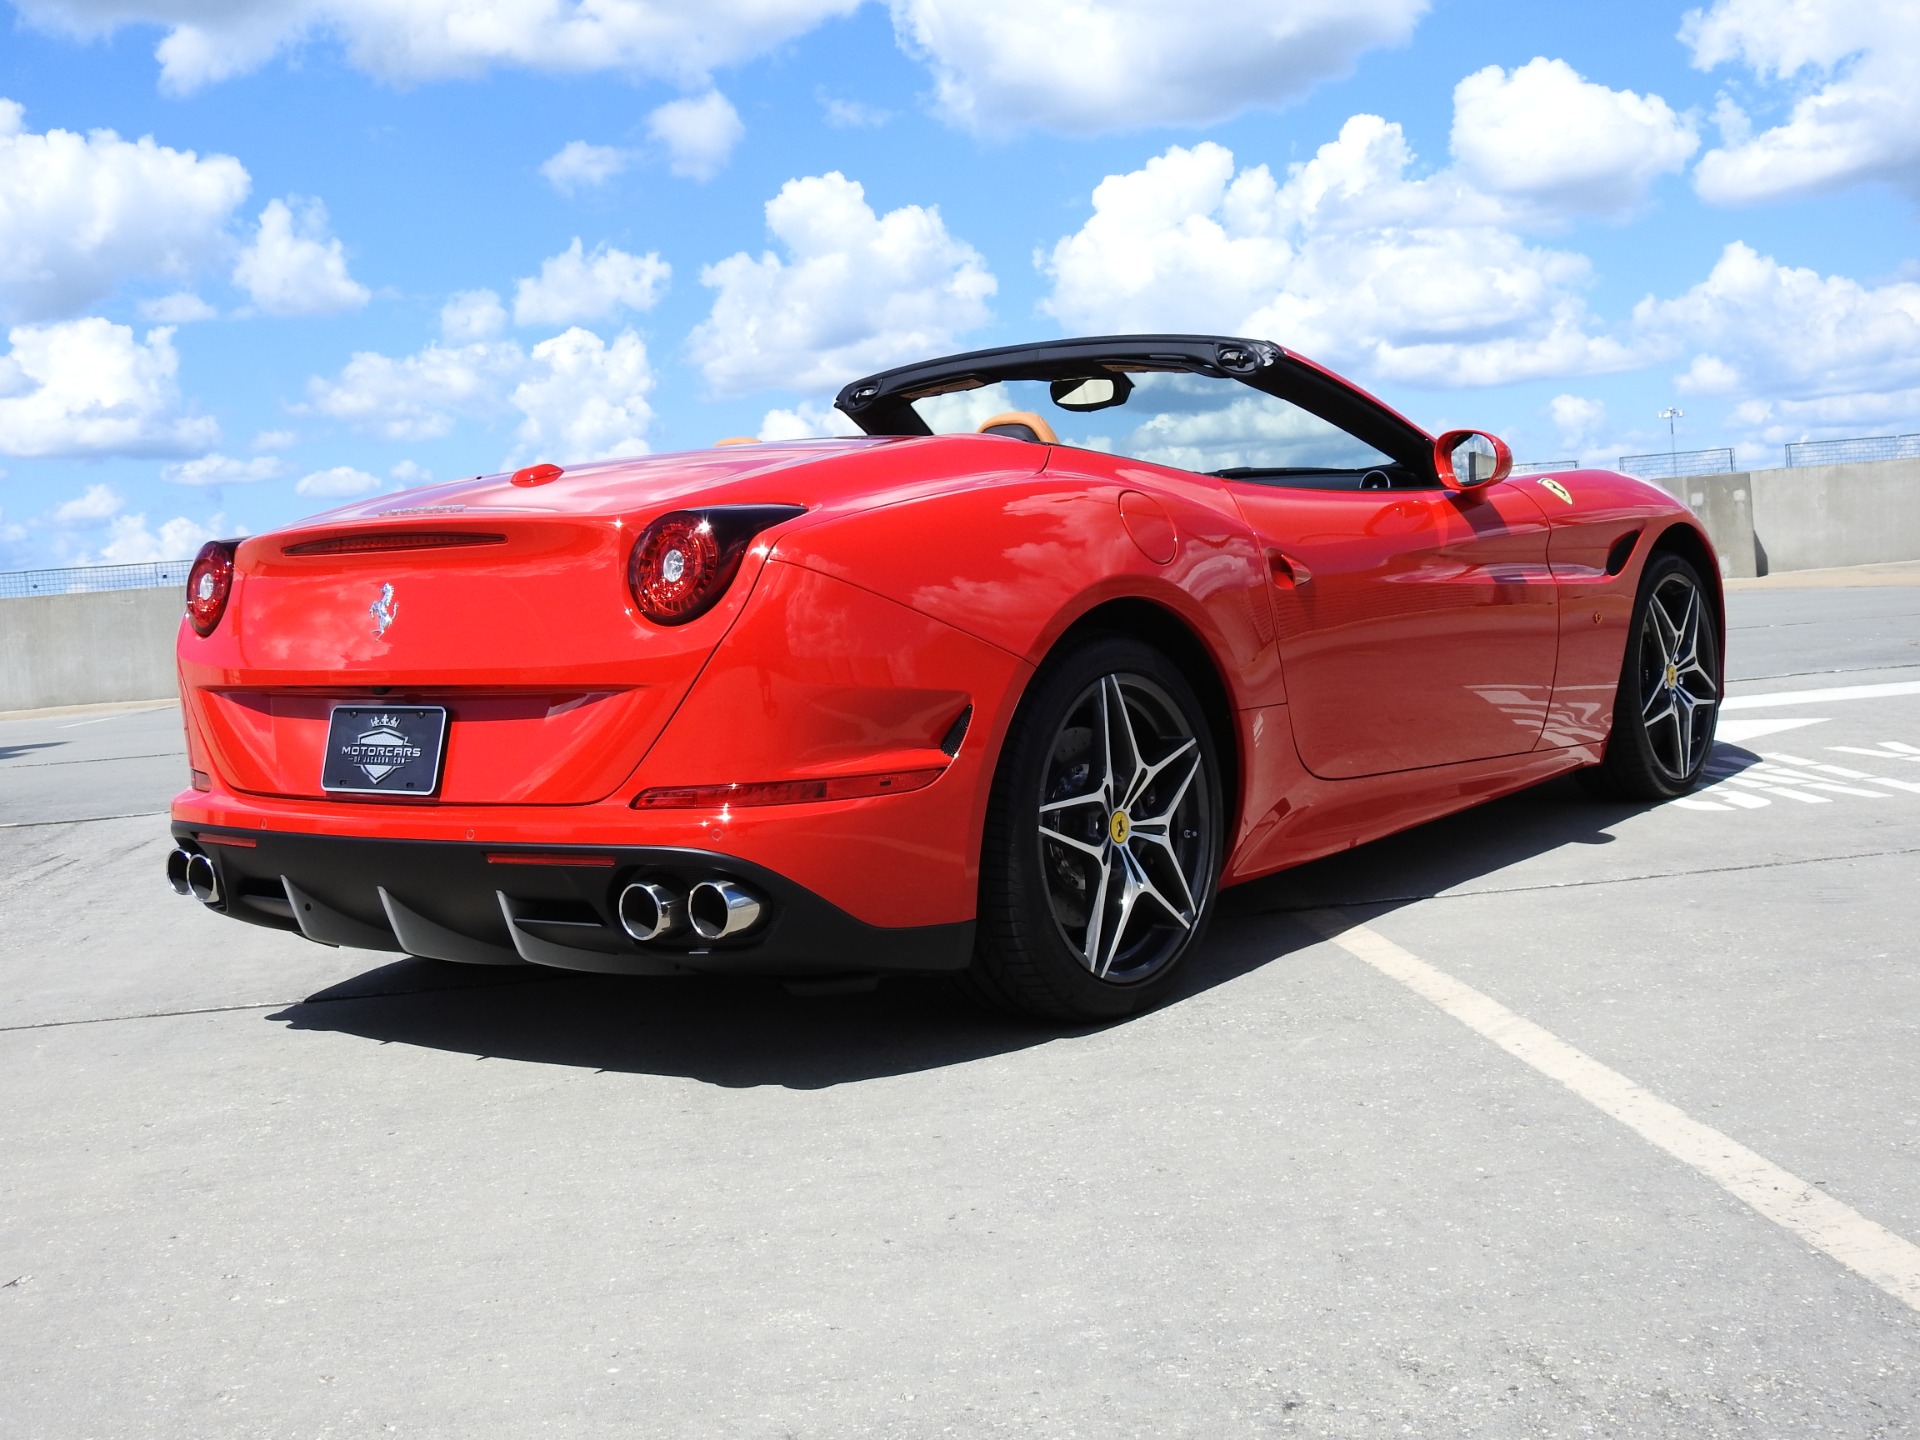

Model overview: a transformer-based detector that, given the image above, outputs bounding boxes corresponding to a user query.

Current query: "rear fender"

[770,477,1280,709]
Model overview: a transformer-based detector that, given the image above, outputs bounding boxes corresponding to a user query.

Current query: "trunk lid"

[180,437,1039,805]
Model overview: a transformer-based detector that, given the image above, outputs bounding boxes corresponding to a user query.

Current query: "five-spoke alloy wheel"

[971,636,1223,1022]
[1587,551,1722,800]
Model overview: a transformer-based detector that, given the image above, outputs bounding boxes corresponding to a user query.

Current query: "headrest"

[975,410,1059,444]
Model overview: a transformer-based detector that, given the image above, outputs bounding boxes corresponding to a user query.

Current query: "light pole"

[1659,406,1683,457]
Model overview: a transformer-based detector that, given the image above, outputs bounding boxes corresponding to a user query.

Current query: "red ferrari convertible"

[167,335,1721,1020]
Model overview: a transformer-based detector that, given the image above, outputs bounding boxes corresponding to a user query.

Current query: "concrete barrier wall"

[1652,455,1920,579]
[0,586,182,711]
[1751,457,1920,573]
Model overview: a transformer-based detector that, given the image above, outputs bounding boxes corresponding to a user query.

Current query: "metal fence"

[1618,447,1737,482]
[1511,460,1576,475]
[1784,433,1920,468]
[0,559,193,601]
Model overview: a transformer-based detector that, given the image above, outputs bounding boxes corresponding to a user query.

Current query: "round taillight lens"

[184,541,236,637]
[628,512,726,625]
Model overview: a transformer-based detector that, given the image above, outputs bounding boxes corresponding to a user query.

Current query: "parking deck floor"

[3,570,1917,1437]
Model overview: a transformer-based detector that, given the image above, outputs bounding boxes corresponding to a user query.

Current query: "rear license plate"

[322,705,448,796]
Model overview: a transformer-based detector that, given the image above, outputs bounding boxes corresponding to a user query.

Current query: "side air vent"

[1604,529,1641,577]
[282,531,508,557]
[939,704,973,757]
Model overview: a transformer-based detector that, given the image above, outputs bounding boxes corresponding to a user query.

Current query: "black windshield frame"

[833,335,1437,476]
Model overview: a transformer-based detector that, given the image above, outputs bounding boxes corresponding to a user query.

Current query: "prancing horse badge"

[369,583,398,637]
[1537,478,1575,506]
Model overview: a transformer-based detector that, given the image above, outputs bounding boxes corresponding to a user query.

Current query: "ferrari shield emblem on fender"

[1537,478,1575,506]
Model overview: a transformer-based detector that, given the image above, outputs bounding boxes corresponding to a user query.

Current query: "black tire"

[1583,551,1722,801]
[968,634,1224,1023]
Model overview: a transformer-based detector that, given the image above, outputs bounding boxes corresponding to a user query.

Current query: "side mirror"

[1434,429,1512,490]
[1049,373,1133,413]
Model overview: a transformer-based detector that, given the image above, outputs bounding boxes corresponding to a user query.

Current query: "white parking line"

[1724,680,1920,710]
[1716,717,1829,744]
[1301,912,1920,1316]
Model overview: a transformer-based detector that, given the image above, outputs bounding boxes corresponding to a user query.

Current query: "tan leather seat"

[976,411,1058,444]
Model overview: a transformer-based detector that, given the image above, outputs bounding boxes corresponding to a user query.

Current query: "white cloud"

[233,198,370,316]
[138,291,219,323]
[1675,353,1741,395]
[510,327,654,463]
[390,459,431,485]
[162,452,287,486]
[1451,59,1698,218]
[692,171,995,396]
[0,99,250,323]
[251,428,296,450]
[1634,241,1920,432]
[819,93,891,129]
[90,511,230,563]
[295,465,383,497]
[540,140,629,195]
[1041,126,1634,391]
[0,318,218,457]
[647,90,744,181]
[512,239,669,327]
[52,482,122,522]
[758,399,858,439]
[440,287,507,341]
[1549,394,1606,452]
[1684,0,1920,203]
[304,324,657,462]
[888,0,1427,135]
[304,334,526,441]
[15,0,862,95]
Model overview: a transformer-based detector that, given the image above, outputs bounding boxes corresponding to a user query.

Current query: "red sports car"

[167,335,1721,1021]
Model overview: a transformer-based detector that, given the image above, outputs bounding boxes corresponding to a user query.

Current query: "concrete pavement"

[2,583,1916,1437]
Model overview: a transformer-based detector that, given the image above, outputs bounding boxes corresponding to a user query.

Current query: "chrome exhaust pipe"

[688,880,762,940]
[184,851,220,905]
[166,848,193,896]
[617,881,685,943]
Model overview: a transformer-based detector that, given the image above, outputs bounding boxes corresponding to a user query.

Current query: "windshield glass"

[908,371,1392,474]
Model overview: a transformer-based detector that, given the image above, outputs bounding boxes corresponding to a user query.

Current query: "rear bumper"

[171,824,974,978]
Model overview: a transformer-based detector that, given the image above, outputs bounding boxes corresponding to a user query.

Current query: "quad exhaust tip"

[688,880,762,941]
[617,881,685,943]
[167,848,220,905]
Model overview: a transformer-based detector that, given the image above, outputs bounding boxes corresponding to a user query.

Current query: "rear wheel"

[969,636,1223,1023]
[1585,551,1722,800]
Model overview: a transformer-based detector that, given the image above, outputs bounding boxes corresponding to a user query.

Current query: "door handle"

[1269,551,1312,588]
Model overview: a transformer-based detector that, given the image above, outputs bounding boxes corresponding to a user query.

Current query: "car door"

[1228,479,1560,778]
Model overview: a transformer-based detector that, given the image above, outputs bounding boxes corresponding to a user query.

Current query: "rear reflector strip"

[485,853,618,867]
[282,531,508,557]
[197,833,257,848]
[633,767,945,809]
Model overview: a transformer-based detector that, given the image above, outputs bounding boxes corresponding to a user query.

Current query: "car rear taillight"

[185,540,238,637]
[627,505,805,626]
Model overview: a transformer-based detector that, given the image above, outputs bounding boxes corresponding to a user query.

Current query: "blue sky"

[1,0,1916,568]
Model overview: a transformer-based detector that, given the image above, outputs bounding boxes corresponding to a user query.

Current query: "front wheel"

[1584,551,1722,801]
[969,636,1224,1023]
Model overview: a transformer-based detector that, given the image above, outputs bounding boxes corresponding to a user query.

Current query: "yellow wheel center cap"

[1664,662,1679,689]
[1109,810,1131,845]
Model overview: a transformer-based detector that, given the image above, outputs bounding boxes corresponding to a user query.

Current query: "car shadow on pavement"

[269,772,1653,1087]
[270,964,1098,1088]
